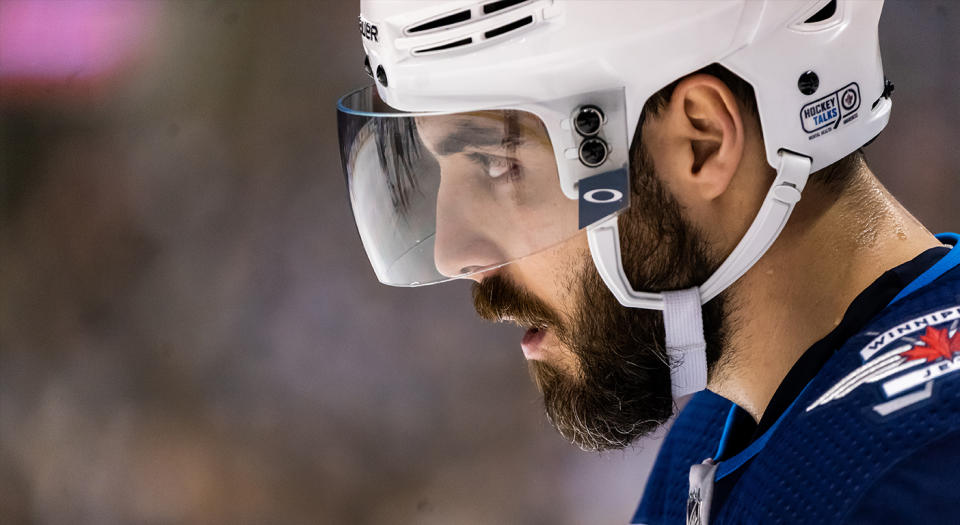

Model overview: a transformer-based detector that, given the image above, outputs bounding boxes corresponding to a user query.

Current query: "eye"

[486,156,512,178]
[467,152,519,180]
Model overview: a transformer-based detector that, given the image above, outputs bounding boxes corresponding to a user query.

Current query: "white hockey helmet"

[337,0,891,396]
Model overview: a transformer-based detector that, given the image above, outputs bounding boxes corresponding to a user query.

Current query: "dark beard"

[473,144,728,451]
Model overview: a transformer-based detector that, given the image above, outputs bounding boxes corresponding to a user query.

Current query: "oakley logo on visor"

[578,168,629,229]
[583,188,623,204]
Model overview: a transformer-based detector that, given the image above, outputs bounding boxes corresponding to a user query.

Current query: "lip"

[521,326,547,359]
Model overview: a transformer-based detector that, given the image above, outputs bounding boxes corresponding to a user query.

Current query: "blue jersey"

[634,237,960,524]
[635,390,733,524]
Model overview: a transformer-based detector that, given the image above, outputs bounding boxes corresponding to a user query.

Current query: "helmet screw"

[376,65,388,87]
[882,77,895,98]
[364,56,373,78]
[798,71,819,96]
[574,105,604,137]
[578,138,609,168]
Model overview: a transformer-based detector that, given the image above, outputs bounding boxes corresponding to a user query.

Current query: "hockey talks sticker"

[800,82,861,140]
[807,306,960,416]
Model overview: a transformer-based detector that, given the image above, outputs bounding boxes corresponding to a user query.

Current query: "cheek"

[505,232,591,318]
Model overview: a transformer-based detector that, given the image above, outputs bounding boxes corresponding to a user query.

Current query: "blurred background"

[0,1,956,524]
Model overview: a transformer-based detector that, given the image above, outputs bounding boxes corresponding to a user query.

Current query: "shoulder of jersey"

[713,270,960,523]
[804,267,960,419]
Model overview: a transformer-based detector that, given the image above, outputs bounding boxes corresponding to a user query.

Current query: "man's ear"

[653,74,745,201]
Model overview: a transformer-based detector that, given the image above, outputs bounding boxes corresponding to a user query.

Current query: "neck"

[708,168,942,422]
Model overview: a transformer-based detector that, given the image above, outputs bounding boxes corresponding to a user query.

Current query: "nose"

[433,176,503,280]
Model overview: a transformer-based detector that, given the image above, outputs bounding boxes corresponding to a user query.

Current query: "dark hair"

[339,110,425,217]
[637,63,865,193]
[372,110,527,216]
[374,117,422,215]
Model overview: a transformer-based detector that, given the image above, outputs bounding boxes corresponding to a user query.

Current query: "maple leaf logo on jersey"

[807,307,960,416]
[900,326,960,362]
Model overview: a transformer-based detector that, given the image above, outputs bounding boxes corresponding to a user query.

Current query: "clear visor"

[337,85,629,286]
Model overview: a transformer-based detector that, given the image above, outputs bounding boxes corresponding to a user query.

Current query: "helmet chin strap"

[586,151,812,397]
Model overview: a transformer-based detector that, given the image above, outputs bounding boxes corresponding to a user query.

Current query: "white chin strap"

[586,151,812,397]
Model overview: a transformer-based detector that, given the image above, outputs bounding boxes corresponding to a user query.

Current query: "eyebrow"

[434,112,527,157]
[435,125,521,157]
[434,126,497,156]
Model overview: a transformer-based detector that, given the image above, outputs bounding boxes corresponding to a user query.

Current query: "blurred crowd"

[0,2,956,524]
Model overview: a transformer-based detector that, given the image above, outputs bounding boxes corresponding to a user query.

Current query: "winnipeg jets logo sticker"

[807,306,960,416]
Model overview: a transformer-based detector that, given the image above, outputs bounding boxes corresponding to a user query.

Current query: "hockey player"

[336,1,959,522]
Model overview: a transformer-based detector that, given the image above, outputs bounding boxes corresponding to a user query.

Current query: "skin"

[422,75,941,424]
[416,111,578,279]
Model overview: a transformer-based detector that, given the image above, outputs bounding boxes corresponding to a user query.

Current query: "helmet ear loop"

[586,150,812,397]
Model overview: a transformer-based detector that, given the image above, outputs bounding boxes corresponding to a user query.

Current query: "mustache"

[472,274,562,330]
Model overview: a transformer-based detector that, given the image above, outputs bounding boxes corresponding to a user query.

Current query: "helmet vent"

[483,0,529,15]
[804,0,837,24]
[407,9,471,34]
[484,15,533,39]
[412,37,474,55]
[406,3,539,55]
